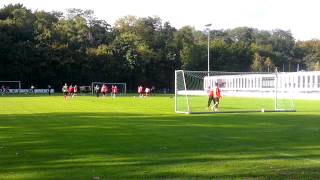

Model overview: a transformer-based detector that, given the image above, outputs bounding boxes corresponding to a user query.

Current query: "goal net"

[175,70,295,114]
[0,81,21,89]
[91,82,126,96]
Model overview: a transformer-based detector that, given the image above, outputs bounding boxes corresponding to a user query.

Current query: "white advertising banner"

[1,89,55,94]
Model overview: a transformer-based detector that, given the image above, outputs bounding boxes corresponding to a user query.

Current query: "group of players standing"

[62,83,119,100]
[137,85,154,97]
[207,83,221,112]
[62,83,78,100]
[94,84,118,98]
[61,82,220,111]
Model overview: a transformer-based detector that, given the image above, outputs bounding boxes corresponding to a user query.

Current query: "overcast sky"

[1,0,319,40]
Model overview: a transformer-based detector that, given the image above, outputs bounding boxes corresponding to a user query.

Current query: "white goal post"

[175,70,297,114]
[91,82,127,95]
[0,81,21,89]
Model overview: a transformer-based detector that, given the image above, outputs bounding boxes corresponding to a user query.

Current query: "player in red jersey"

[214,83,221,111]
[207,86,215,110]
[101,84,108,97]
[68,85,74,97]
[111,85,118,98]
[207,83,221,111]
[138,85,144,97]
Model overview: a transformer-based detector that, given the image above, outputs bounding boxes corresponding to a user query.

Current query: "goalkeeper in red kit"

[207,83,221,111]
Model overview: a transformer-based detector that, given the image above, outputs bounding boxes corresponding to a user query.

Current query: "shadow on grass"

[1,112,320,179]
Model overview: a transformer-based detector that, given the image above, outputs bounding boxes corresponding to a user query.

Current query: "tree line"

[1,4,320,91]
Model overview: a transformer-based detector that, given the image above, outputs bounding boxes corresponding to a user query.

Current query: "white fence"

[203,71,320,100]
[1,89,54,94]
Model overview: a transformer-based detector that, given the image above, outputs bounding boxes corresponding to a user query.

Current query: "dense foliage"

[1,4,320,90]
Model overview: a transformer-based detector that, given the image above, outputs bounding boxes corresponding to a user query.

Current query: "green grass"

[0,95,320,179]
[177,96,295,113]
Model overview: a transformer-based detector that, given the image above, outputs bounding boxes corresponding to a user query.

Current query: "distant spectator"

[163,88,167,94]
[48,85,52,95]
[151,86,155,95]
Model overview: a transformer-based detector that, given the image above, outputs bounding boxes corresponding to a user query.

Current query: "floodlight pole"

[205,24,212,76]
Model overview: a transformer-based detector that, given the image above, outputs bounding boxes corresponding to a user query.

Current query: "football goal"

[0,81,21,89]
[91,82,126,96]
[175,70,296,114]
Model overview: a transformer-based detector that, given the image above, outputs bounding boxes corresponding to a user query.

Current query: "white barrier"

[221,90,320,100]
[177,90,320,100]
[202,71,320,100]
[1,89,55,94]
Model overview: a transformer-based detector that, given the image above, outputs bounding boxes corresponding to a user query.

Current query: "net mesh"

[175,70,189,113]
[0,81,21,89]
[175,70,296,114]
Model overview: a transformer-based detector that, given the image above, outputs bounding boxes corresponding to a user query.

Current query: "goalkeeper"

[207,83,221,111]
[214,83,221,111]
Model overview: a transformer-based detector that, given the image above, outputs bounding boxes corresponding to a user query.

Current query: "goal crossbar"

[175,70,296,114]
[0,81,21,89]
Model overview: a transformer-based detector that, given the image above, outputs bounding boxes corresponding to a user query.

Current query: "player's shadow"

[1,112,320,179]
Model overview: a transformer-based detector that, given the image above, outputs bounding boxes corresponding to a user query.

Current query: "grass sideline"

[0,95,320,179]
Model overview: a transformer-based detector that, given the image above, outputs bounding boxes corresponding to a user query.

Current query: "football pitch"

[1,95,320,179]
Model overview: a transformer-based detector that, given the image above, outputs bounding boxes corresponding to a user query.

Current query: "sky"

[1,0,319,40]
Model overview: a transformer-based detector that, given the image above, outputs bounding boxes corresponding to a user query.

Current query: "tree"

[0,4,36,84]
[226,27,256,45]
[1,3,319,91]
[251,53,264,72]
[174,26,196,69]
[264,57,275,72]
[297,40,320,71]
